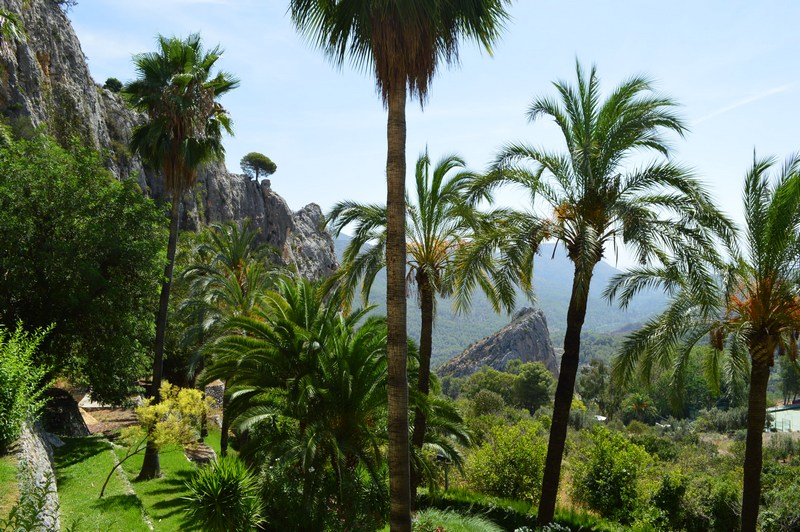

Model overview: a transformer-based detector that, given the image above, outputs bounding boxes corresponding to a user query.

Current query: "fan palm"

[326,150,504,499]
[459,62,735,524]
[289,3,511,526]
[124,33,238,479]
[608,155,800,531]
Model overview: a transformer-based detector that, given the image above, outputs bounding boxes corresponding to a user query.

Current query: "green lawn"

[54,436,150,532]
[0,453,18,519]
[114,434,227,532]
[53,430,227,532]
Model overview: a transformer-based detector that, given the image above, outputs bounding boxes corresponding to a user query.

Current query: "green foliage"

[461,367,517,404]
[183,456,264,532]
[779,357,800,404]
[620,392,658,425]
[0,133,166,404]
[682,473,741,531]
[695,407,749,432]
[651,469,687,529]
[571,427,652,523]
[205,277,391,527]
[761,476,800,531]
[512,362,554,413]
[239,151,276,180]
[413,508,503,532]
[465,420,546,503]
[470,389,505,417]
[0,470,56,531]
[103,77,122,92]
[0,324,50,453]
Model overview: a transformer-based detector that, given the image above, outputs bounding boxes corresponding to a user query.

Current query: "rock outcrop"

[0,0,337,280]
[437,307,559,378]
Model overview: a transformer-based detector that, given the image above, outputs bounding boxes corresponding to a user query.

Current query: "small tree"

[240,152,276,180]
[103,77,123,93]
[512,362,555,413]
[99,383,211,496]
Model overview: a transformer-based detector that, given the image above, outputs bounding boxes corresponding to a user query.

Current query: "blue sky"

[69,1,799,265]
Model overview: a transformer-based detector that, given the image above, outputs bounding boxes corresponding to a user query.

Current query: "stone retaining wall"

[15,422,61,531]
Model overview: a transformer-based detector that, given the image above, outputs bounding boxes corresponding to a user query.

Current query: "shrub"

[571,426,652,523]
[183,456,264,532]
[471,389,505,417]
[761,477,800,531]
[695,406,748,432]
[465,420,546,503]
[0,324,50,453]
[682,473,740,531]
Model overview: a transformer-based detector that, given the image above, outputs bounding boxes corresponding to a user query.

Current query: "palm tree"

[204,277,389,527]
[181,221,275,456]
[458,62,735,524]
[124,34,238,479]
[608,156,800,531]
[326,150,505,500]
[288,4,511,527]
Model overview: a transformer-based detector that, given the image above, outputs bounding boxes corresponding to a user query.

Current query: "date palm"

[204,277,389,526]
[326,151,502,500]
[181,221,274,456]
[460,62,735,524]
[124,33,238,479]
[289,3,510,527]
[608,156,800,531]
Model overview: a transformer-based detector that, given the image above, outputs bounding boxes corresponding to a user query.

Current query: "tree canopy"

[0,132,166,404]
[240,152,277,180]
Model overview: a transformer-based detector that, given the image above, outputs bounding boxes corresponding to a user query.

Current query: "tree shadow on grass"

[54,436,110,469]
[134,470,195,520]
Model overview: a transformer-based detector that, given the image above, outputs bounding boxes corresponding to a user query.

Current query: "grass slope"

[0,453,18,519]
[54,436,150,532]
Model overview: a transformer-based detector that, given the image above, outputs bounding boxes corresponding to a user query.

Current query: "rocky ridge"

[0,0,336,280]
[437,307,559,378]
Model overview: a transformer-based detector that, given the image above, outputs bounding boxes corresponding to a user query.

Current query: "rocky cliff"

[437,307,559,378]
[0,0,337,280]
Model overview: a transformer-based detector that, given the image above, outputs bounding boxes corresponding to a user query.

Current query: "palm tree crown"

[126,33,238,195]
[461,62,735,525]
[290,1,510,103]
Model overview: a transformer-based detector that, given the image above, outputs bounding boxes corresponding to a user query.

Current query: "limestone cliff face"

[0,0,337,280]
[437,308,559,378]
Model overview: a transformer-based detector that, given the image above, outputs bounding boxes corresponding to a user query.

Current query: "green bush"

[471,389,505,417]
[695,407,748,432]
[571,426,651,523]
[182,456,264,532]
[761,477,800,531]
[682,473,740,531]
[0,324,50,453]
[465,420,546,503]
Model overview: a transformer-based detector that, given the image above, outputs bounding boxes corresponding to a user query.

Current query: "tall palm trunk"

[741,358,770,531]
[411,273,434,505]
[386,82,411,531]
[139,193,181,480]
[220,380,230,457]
[537,266,593,524]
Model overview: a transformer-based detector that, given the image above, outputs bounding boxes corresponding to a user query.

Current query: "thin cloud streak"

[694,83,797,125]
